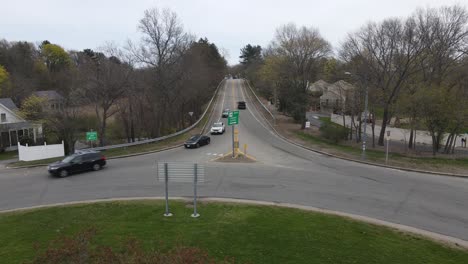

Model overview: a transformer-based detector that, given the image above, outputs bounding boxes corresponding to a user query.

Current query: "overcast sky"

[1,0,466,65]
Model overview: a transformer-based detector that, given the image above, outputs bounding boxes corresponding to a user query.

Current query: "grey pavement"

[1,80,468,243]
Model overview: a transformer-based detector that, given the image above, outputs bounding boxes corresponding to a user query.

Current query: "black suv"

[48,151,106,177]
[237,101,246,109]
[184,134,210,148]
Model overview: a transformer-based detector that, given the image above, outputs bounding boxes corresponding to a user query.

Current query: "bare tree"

[406,6,468,153]
[271,23,331,86]
[130,8,192,68]
[127,7,194,136]
[415,5,468,86]
[268,23,331,125]
[342,5,468,148]
[341,16,426,146]
[79,48,131,146]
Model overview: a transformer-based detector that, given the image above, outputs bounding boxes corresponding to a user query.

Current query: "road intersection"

[1,79,468,243]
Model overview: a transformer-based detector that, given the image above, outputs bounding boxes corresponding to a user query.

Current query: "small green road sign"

[86,131,98,141]
[228,110,239,126]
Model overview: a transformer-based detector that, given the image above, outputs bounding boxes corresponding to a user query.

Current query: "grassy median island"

[1,201,468,263]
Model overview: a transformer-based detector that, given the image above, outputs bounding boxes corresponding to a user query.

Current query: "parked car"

[184,134,210,148]
[222,109,230,118]
[48,151,106,177]
[210,122,225,134]
[237,101,246,109]
[361,112,374,123]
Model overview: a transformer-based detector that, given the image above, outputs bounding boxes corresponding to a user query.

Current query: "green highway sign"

[227,110,239,126]
[86,131,98,141]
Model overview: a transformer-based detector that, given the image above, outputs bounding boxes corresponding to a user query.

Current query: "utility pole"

[345,71,368,160]
[386,130,391,164]
[362,84,368,160]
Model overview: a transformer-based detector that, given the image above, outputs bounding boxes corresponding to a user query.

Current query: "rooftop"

[33,90,64,100]
[0,98,18,111]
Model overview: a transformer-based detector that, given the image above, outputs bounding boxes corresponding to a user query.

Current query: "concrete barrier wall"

[18,141,65,161]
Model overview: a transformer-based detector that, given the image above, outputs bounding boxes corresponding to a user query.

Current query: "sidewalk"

[0,158,18,170]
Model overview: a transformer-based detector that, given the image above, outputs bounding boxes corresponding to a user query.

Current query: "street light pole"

[345,71,368,160]
[386,130,391,164]
[362,85,368,160]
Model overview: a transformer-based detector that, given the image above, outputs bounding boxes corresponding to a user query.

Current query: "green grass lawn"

[319,116,331,123]
[0,150,18,161]
[0,201,467,264]
[7,157,63,167]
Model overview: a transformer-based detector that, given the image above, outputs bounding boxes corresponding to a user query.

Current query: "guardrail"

[243,79,276,126]
[81,79,225,151]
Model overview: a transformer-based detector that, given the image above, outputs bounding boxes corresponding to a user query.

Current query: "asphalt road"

[1,79,468,242]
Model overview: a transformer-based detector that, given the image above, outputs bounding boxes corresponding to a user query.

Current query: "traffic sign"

[86,131,98,141]
[228,110,239,126]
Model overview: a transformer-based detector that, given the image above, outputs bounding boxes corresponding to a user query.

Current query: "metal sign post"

[157,162,205,217]
[163,163,172,217]
[227,111,239,158]
[386,131,391,164]
[191,163,200,218]
[234,128,239,155]
[232,126,235,158]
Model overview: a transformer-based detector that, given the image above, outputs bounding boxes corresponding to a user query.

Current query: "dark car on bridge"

[184,134,210,148]
[222,108,230,118]
[48,151,106,177]
[237,101,246,109]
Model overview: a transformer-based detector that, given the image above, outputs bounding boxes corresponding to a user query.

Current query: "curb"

[243,80,468,178]
[1,196,467,250]
[210,150,257,163]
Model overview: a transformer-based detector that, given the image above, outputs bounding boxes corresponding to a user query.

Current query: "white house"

[33,90,65,111]
[307,80,331,111]
[319,80,355,113]
[307,80,330,94]
[0,98,43,151]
